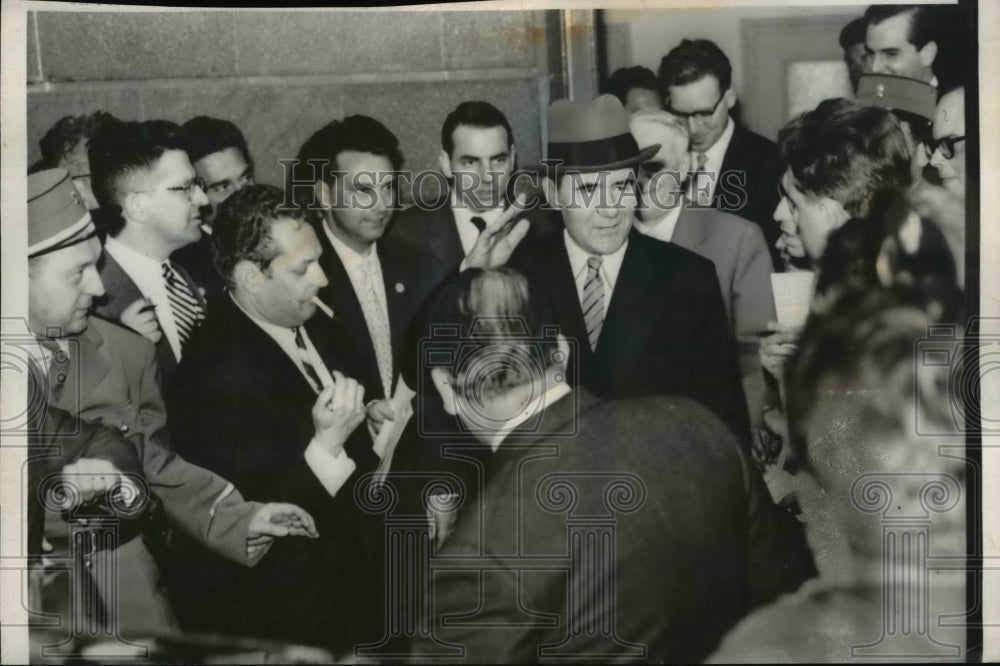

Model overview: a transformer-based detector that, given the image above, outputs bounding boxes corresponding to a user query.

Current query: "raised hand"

[311,371,366,456]
[462,194,531,270]
[120,297,163,344]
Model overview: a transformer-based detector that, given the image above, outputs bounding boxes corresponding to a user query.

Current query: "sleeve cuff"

[304,438,357,496]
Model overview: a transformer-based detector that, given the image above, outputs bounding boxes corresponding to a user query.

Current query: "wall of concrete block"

[26,9,553,202]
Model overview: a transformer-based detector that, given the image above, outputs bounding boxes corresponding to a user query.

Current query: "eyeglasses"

[930,135,966,160]
[666,94,726,124]
[133,176,207,200]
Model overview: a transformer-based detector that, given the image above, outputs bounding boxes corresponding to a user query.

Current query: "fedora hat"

[544,94,659,173]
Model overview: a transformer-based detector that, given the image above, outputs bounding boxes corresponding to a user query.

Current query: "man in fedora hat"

[26,168,318,636]
[507,94,750,446]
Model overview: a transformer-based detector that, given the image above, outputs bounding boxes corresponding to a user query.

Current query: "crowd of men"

[23,3,971,662]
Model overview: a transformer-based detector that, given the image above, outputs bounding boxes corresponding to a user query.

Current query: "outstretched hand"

[246,502,319,564]
[462,195,531,271]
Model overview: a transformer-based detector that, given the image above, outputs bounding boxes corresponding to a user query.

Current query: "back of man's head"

[181,115,253,169]
[778,98,911,218]
[39,111,116,168]
[604,66,663,107]
[425,267,562,399]
[293,115,403,202]
[441,101,514,157]
[839,17,867,50]
[88,118,189,235]
[658,39,732,92]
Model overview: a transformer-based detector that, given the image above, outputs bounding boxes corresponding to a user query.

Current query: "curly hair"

[212,184,321,290]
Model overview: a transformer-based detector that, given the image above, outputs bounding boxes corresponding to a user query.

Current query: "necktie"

[470,216,487,234]
[693,152,710,206]
[582,256,605,351]
[162,261,205,350]
[293,327,325,394]
[357,258,394,397]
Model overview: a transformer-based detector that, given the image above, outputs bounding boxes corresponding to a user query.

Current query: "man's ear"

[438,150,454,179]
[919,40,938,68]
[430,367,457,415]
[723,87,738,112]
[121,192,146,223]
[235,260,264,295]
[540,176,560,208]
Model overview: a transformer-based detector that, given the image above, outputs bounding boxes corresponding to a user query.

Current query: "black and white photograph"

[0,1,996,663]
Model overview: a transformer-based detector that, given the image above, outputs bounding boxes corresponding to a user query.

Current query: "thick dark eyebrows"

[489,151,510,161]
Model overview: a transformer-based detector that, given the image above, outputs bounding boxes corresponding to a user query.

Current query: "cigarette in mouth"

[312,296,334,319]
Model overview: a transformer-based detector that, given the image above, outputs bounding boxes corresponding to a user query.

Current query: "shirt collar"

[105,235,166,272]
[489,382,572,451]
[634,203,684,242]
[323,219,375,272]
[563,228,628,286]
[697,116,735,167]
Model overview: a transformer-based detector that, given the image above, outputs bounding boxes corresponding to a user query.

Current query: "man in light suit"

[508,95,750,446]
[629,108,775,427]
[167,184,382,650]
[27,169,317,636]
[410,267,815,663]
[387,100,556,290]
[88,119,210,389]
[659,39,784,270]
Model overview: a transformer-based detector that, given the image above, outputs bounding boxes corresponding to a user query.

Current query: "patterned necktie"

[582,256,605,351]
[470,216,487,233]
[162,261,205,350]
[693,152,710,206]
[293,327,325,394]
[357,257,394,398]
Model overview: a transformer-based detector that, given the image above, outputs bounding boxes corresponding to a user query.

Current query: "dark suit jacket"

[166,295,381,650]
[171,233,226,305]
[714,124,784,271]
[314,225,437,401]
[91,250,207,390]
[386,200,560,291]
[415,390,815,663]
[509,228,750,446]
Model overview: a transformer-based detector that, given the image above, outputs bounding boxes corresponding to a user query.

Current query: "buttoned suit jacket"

[415,390,815,663]
[91,249,207,390]
[166,295,382,649]
[672,202,777,426]
[713,123,784,271]
[314,227,438,401]
[508,228,751,446]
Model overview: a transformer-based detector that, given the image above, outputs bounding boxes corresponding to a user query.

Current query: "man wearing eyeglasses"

[659,39,783,271]
[174,116,256,302]
[929,87,966,198]
[88,119,210,389]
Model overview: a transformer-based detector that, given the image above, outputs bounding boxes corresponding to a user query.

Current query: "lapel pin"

[876,83,886,98]
[396,282,405,293]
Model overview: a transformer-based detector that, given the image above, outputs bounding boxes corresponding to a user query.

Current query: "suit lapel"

[377,239,410,367]
[593,232,660,385]
[430,208,465,268]
[58,322,111,413]
[671,201,708,253]
[95,251,144,318]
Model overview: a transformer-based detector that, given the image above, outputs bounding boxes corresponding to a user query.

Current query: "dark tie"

[162,261,205,350]
[582,256,605,351]
[293,326,325,394]
[470,216,487,233]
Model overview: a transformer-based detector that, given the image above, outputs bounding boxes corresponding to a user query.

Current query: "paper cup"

[771,271,817,328]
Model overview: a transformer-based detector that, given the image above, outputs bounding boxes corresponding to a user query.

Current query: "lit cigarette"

[312,296,334,319]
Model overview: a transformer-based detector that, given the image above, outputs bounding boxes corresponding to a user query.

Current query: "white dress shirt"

[104,236,185,362]
[451,190,505,256]
[489,382,572,451]
[230,294,355,497]
[690,116,735,205]
[563,229,627,310]
[634,204,684,243]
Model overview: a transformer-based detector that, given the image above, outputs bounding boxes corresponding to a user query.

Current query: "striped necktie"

[293,326,325,394]
[692,152,710,206]
[582,255,605,351]
[357,257,394,398]
[162,261,205,350]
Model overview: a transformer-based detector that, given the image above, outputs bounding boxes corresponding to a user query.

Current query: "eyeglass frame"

[131,176,208,200]
[929,135,966,160]
[665,92,727,124]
